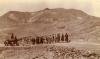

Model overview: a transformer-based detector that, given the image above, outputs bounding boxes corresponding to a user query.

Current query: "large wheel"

[4,41,9,46]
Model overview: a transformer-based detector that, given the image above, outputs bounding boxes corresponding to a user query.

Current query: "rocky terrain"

[0,8,100,59]
[0,8,100,44]
[0,45,100,59]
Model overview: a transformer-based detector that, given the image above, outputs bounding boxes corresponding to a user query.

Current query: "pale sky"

[0,0,100,17]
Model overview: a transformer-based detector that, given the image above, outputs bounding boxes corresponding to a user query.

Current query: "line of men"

[4,33,70,46]
[31,33,70,45]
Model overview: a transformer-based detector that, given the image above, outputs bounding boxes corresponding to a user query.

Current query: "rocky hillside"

[0,8,100,43]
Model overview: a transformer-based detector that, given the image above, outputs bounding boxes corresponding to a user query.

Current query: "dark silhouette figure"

[36,36,40,44]
[31,38,36,45]
[52,34,55,43]
[57,33,60,42]
[11,33,14,39]
[14,36,19,46]
[46,36,49,44]
[40,37,44,44]
[61,34,64,41]
[65,33,69,42]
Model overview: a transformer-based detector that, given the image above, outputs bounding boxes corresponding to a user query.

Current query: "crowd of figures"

[4,33,70,46]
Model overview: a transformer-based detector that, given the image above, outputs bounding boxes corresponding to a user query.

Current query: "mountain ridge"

[0,8,100,43]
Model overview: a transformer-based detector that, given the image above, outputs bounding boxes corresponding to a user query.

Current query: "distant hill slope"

[0,8,100,43]
[0,11,32,27]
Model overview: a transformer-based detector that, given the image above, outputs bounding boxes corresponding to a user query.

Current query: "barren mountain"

[0,8,100,43]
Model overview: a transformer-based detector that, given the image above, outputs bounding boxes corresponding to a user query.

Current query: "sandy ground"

[54,41,100,54]
[0,41,100,59]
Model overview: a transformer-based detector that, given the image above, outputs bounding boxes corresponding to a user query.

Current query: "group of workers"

[4,33,70,46]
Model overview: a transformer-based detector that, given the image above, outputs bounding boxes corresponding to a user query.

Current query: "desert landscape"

[0,8,100,59]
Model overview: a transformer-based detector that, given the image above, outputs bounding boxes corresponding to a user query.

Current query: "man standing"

[11,33,14,39]
[57,33,60,43]
[31,38,36,45]
[65,33,70,42]
[61,33,64,42]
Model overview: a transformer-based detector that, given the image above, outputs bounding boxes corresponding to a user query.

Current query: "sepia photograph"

[0,0,100,59]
